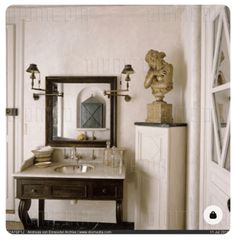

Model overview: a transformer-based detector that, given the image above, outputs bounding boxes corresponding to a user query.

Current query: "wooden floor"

[6,221,24,230]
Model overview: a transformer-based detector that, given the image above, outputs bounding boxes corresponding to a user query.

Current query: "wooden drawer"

[92,184,120,199]
[22,184,51,198]
[16,178,123,200]
[52,185,87,199]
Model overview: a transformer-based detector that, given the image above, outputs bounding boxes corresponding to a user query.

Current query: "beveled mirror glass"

[46,76,117,147]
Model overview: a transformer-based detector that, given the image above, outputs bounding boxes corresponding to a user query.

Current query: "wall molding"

[181,6,201,230]
[6,5,185,23]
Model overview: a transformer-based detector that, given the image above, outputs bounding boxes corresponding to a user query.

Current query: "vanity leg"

[18,199,32,229]
[38,199,45,228]
[116,200,122,224]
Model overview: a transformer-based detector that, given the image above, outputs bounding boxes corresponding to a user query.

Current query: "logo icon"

[204,205,223,225]
[209,211,217,219]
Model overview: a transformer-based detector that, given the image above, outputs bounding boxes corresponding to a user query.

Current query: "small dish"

[34,161,52,168]
[35,157,51,162]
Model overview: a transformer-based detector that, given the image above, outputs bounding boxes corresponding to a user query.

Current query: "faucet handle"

[91,149,96,160]
[63,148,70,159]
[75,152,82,160]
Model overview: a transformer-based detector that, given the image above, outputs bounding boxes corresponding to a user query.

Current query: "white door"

[201,6,230,230]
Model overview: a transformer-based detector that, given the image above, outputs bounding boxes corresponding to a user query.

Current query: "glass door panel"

[213,89,230,150]
[213,23,230,87]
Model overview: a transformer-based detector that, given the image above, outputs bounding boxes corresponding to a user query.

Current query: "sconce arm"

[104,89,129,94]
[31,87,47,92]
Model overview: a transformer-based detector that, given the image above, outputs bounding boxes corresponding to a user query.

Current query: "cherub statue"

[144,49,173,102]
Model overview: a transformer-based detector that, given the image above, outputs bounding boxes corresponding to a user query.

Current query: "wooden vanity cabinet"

[15,177,123,229]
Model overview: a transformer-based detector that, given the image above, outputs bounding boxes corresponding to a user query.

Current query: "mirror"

[46,76,117,147]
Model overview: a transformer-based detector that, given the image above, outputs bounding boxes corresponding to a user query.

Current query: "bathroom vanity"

[13,75,122,229]
[14,160,125,229]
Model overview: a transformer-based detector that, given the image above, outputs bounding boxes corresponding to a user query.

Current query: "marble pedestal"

[146,101,173,123]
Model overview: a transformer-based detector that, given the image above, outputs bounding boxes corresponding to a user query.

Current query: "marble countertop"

[13,159,126,179]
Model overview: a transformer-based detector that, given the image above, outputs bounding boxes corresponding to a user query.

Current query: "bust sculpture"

[144,49,173,123]
[144,49,173,102]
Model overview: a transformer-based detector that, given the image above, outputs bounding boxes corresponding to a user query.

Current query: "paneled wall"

[7,5,188,223]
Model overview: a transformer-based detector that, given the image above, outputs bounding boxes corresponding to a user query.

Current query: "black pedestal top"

[134,122,187,128]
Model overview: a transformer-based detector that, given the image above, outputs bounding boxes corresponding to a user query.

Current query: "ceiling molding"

[6,5,185,23]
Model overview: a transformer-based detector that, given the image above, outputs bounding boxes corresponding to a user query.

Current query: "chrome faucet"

[71,147,82,164]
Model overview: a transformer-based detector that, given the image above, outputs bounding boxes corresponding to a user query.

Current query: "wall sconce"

[104,64,134,102]
[26,63,63,100]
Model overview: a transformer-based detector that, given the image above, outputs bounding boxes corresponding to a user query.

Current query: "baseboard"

[6,210,15,214]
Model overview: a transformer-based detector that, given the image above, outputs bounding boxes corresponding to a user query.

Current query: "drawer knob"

[31,189,37,193]
[102,188,107,194]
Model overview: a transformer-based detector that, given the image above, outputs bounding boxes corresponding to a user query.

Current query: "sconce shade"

[121,64,134,74]
[26,64,40,73]
[104,64,134,101]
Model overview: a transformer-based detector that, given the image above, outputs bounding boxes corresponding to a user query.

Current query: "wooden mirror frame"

[45,76,117,147]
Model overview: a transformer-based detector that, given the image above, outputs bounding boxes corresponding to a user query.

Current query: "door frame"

[6,18,25,221]
[6,24,16,211]
[199,5,230,229]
